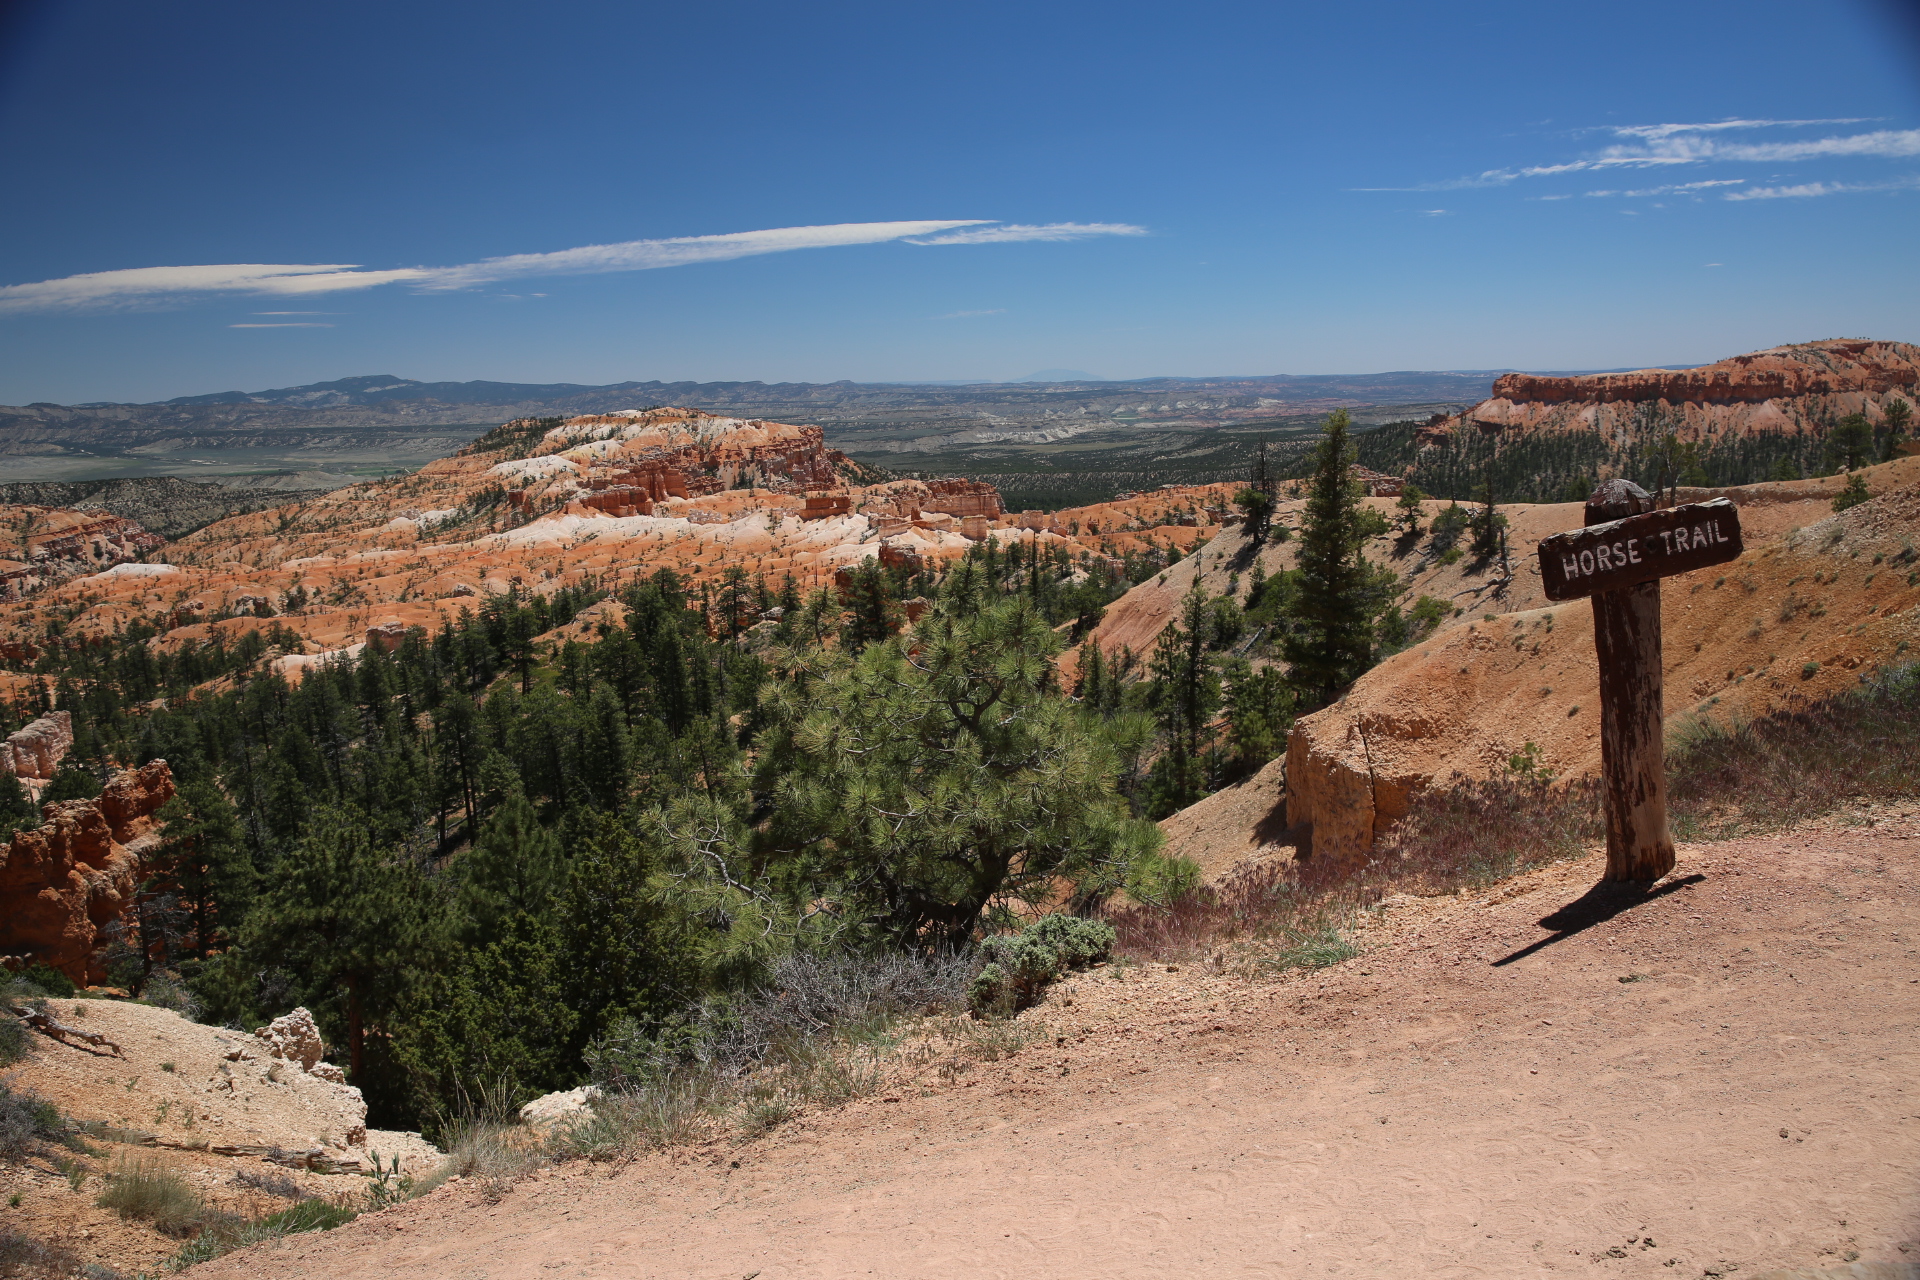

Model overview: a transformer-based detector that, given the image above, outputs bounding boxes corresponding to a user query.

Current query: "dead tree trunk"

[1585,480,1675,882]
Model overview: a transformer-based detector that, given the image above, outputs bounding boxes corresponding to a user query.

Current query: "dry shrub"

[95,1157,205,1236]
[0,1229,83,1279]
[1110,775,1603,964]
[1668,663,1920,834]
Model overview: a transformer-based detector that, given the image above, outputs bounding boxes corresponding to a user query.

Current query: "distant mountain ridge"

[0,364,1696,490]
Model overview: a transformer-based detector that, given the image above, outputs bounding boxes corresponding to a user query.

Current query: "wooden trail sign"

[1539,497,1743,603]
[1535,481,1744,883]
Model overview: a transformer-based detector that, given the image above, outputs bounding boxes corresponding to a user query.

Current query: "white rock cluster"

[241,1007,367,1144]
[518,1085,601,1127]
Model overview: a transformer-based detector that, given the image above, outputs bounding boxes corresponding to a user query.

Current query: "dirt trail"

[195,826,1920,1279]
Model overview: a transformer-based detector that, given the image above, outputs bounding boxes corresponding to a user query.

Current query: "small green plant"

[1504,741,1552,784]
[1801,661,1820,679]
[1833,472,1871,512]
[363,1151,413,1210]
[6,1193,19,1208]
[159,1061,175,1074]
[968,914,1116,1016]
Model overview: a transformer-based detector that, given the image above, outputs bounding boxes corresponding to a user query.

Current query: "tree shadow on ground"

[1491,872,1706,967]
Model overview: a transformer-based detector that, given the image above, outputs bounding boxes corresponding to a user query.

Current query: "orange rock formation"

[0,409,1229,683]
[0,760,176,984]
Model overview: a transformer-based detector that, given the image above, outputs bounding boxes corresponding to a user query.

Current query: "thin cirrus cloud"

[1360,119,1920,193]
[0,219,1146,316]
[1723,174,1920,200]
[230,322,335,328]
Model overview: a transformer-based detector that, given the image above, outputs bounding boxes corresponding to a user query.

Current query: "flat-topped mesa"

[470,407,844,510]
[1422,339,1920,446]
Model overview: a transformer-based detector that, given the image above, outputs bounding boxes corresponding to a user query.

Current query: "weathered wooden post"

[1537,480,1744,883]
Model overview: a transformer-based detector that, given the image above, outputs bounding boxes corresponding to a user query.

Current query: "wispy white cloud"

[1417,209,1449,216]
[1374,119,1920,194]
[1722,174,1920,200]
[936,308,1007,319]
[251,310,337,315]
[230,322,335,328]
[1584,179,1748,198]
[904,222,1146,245]
[0,219,1144,316]
[1606,117,1872,142]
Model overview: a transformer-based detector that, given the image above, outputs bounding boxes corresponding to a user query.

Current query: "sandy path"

[195,829,1920,1278]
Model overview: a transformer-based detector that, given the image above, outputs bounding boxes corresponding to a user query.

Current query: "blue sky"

[1,0,1916,403]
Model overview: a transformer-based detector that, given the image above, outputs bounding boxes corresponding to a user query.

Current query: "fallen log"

[8,1002,123,1057]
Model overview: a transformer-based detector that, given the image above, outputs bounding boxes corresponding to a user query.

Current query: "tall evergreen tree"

[1282,410,1377,707]
[151,778,254,960]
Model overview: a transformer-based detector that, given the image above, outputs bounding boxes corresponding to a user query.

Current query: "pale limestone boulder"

[519,1085,601,1127]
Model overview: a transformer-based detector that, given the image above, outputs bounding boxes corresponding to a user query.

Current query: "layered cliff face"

[1420,339,1920,448]
[0,759,176,984]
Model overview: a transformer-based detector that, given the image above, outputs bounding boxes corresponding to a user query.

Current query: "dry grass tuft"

[95,1156,205,1237]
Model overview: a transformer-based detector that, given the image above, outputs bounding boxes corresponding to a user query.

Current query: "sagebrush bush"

[968,915,1116,1016]
[0,1228,83,1279]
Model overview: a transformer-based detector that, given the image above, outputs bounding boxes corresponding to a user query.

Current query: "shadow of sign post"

[1537,480,1743,883]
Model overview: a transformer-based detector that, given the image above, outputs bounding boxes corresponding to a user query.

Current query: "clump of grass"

[95,1156,205,1236]
[435,1118,549,1198]
[165,1197,357,1269]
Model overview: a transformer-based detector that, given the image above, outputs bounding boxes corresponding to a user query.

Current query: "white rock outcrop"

[247,1006,366,1146]
[519,1085,602,1127]
[0,710,72,779]
[255,1006,327,1072]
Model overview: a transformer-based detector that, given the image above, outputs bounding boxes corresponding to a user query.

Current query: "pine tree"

[453,790,564,943]
[1282,410,1377,707]
[242,806,443,1082]
[151,779,254,960]
[761,597,1169,947]
[0,770,35,842]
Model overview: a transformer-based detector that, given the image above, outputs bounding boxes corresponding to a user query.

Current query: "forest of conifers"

[0,418,1439,1134]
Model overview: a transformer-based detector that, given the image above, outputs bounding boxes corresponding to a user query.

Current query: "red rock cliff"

[1421,339,1920,446]
[0,759,175,985]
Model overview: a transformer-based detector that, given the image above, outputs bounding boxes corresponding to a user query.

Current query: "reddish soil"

[192,820,1920,1278]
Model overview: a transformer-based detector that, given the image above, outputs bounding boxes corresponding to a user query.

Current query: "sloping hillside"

[1286,462,1920,860]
